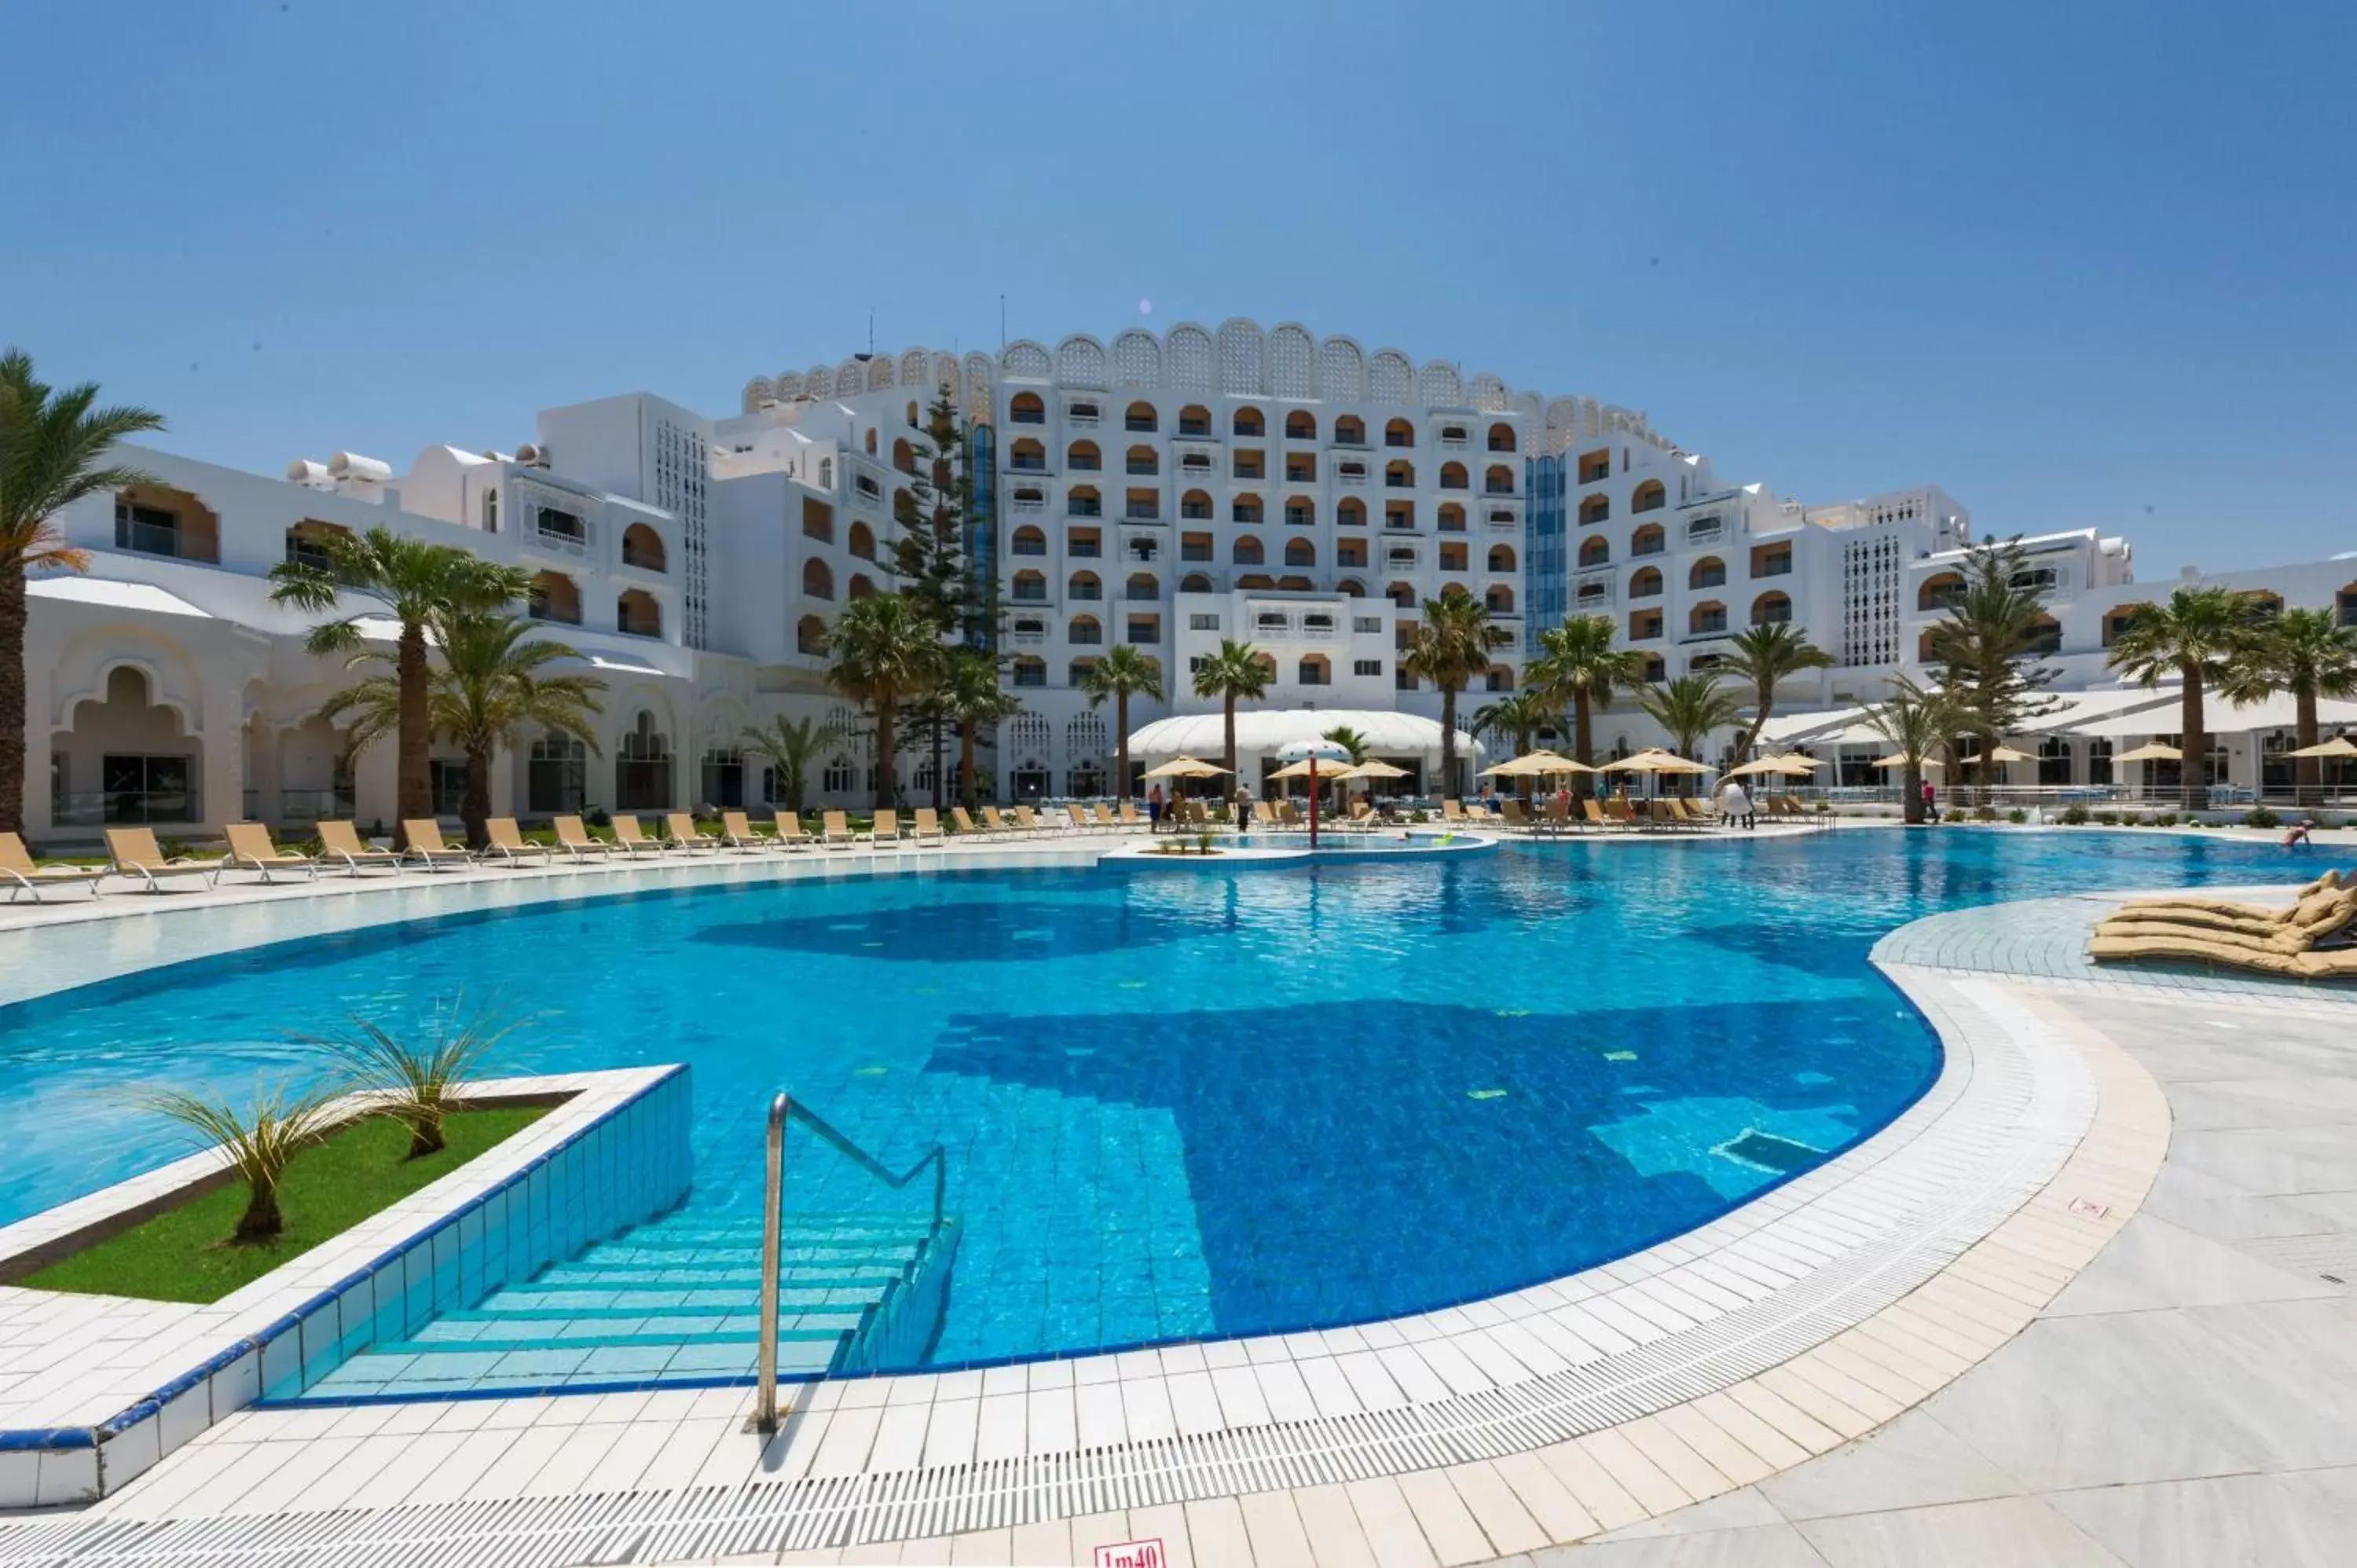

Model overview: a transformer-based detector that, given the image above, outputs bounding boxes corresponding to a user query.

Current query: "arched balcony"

[1751,591,1793,626]
[528,570,581,625]
[1010,392,1046,424]
[1487,543,1516,573]
[1387,581,1417,608]
[1484,465,1516,496]
[1126,445,1159,476]
[1631,522,1666,557]
[1068,614,1103,647]
[1069,570,1102,602]
[1284,497,1315,528]
[1232,493,1264,524]
[1296,654,1332,687]
[1689,556,1727,590]
[1334,416,1367,445]
[802,559,834,600]
[848,521,875,560]
[1285,411,1317,441]
[1486,423,1516,452]
[1919,572,1966,612]
[616,589,663,638]
[1009,438,1047,473]
[1485,664,1516,691]
[1485,585,1515,614]
[891,437,916,475]
[1233,406,1266,437]
[1632,479,1666,512]
[1384,460,1415,489]
[1068,485,1102,518]
[1437,503,1465,532]
[1336,578,1365,596]
[1010,524,1047,557]
[1578,536,1610,569]
[1384,418,1414,449]
[1125,572,1160,603]
[1284,537,1315,567]
[1688,600,1727,637]
[1068,439,1102,471]
[1124,401,1158,433]
[1338,497,1367,527]
[1630,566,1664,599]
[797,615,827,656]
[1233,535,1266,566]
[1011,569,1047,603]
[1180,488,1214,520]
[848,573,875,601]
[283,518,350,572]
[1179,573,1213,592]
[1439,462,1469,490]
[1579,494,1610,526]
[1337,537,1368,569]
[1011,656,1047,689]
[1177,404,1212,437]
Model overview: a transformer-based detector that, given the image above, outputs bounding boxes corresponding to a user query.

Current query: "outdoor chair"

[0,832,105,902]
[910,808,946,845]
[482,818,552,866]
[772,811,816,850]
[551,815,612,860]
[104,827,222,892]
[720,810,772,850]
[608,815,669,857]
[222,822,319,882]
[318,820,405,874]
[821,810,861,848]
[664,812,723,853]
[398,820,478,872]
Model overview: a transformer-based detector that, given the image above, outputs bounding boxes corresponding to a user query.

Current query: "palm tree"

[1728,621,1833,763]
[1473,691,1552,800]
[1190,639,1270,775]
[1080,644,1164,800]
[1401,595,1511,798]
[1319,725,1370,764]
[2227,606,2357,807]
[940,648,1022,811]
[1638,674,1743,789]
[1926,540,2061,790]
[739,713,844,815]
[1527,614,1641,784]
[1865,676,1963,825]
[0,350,164,836]
[429,612,604,847]
[145,1079,339,1243]
[271,526,530,846]
[826,592,942,808]
[2106,586,2269,812]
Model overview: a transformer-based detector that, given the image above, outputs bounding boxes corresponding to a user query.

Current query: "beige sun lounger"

[982,805,1021,837]
[772,811,814,850]
[720,810,772,850]
[2090,932,2357,980]
[551,815,611,859]
[104,826,222,892]
[608,815,669,857]
[1093,803,1119,832]
[1541,797,1573,835]
[952,806,984,837]
[1442,799,1467,824]
[1119,801,1144,830]
[1065,803,1094,834]
[910,808,946,844]
[664,812,722,854]
[1582,798,1615,832]
[316,820,404,874]
[2120,870,2344,925]
[2097,886,2356,945]
[1017,806,1054,836]
[871,808,904,848]
[399,819,477,871]
[222,822,319,882]
[0,832,104,902]
[482,817,552,865]
[822,810,860,848]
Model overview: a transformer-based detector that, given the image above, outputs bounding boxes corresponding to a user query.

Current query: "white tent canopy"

[1127,709,1480,772]
[2071,693,2357,739]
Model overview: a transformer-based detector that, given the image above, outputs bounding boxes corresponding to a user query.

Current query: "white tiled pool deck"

[0,840,2338,1564]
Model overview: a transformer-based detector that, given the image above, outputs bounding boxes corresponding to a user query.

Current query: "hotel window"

[1354,659,1383,677]
[1189,613,1220,630]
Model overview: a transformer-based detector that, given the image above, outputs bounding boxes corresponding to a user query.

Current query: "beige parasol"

[1963,745,2036,765]
[1142,756,1231,779]
[1764,753,1828,771]
[2113,742,2183,764]
[1600,748,1714,775]
[1724,758,1816,779]
[1483,750,1597,777]
[2287,736,2357,759]
[1267,757,1340,782]
[1869,754,1943,769]
[1336,758,1411,780]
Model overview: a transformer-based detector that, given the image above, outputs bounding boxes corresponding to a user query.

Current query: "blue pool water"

[0,830,2319,1376]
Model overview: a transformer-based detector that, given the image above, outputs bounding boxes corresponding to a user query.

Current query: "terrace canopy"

[1127,709,1479,794]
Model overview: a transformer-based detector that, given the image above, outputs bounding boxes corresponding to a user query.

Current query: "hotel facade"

[20,317,2357,841]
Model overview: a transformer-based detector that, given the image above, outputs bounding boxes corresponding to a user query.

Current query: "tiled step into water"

[287,1210,959,1401]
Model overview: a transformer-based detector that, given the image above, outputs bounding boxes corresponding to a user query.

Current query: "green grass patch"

[25,1106,547,1304]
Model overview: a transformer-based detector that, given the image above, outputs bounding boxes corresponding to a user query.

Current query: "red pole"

[1309,759,1321,848]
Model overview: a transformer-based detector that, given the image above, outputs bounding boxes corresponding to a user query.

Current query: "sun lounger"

[2097,885,2356,945]
[1093,803,1119,832]
[822,810,861,848]
[104,826,222,892]
[0,832,104,901]
[1275,800,1301,828]
[952,806,984,837]
[318,820,405,874]
[719,810,771,851]
[1017,806,1054,836]
[1119,801,1144,830]
[609,815,669,857]
[983,805,1021,837]
[910,808,946,845]
[222,822,318,882]
[1582,798,1615,832]
[399,820,478,872]
[551,815,611,860]
[482,818,552,866]
[1499,799,1530,833]
[1541,797,1573,835]
[1065,804,1095,834]
[772,811,814,850]
[664,812,722,854]
[2090,932,2357,981]
[1442,800,1467,824]
[2120,870,2344,925]
[871,809,904,848]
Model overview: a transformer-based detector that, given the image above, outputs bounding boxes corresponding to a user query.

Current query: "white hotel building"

[19,317,2357,841]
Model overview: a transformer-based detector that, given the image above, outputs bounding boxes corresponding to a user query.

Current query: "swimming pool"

[0,830,2316,1387]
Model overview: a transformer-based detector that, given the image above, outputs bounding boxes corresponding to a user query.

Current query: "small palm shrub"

[2245,806,2282,829]
[307,995,518,1157]
[2061,804,2090,825]
[2008,808,2028,824]
[2153,811,2180,826]
[145,1079,342,1242]
[1974,804,1998,822]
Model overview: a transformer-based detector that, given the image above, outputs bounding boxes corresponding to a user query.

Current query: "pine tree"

[887,390,1002,801]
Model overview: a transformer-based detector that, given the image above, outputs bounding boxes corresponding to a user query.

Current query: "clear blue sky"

[5,0,2352,570]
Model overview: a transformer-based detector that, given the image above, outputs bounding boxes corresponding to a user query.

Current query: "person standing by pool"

[1147,782,1164,833]
[1235,783,1255,830]
[1922,778,1937,819]
[1717,777,1754,830]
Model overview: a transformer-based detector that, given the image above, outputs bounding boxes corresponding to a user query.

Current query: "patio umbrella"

[1966,745,2036,764]
[1763,753,1827,771]
[2286,736,2357,759]
[1724,758,1814,779]
[1142,756,1230,779]
[1336,758,1410,779]
[2113,742,2183,763]
[1868,754,1943,769]
[1481,749,1582,777]
[1274,737,1352,847]
[1600,748,1711,773]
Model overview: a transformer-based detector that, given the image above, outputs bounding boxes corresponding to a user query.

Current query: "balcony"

[1336,466,1368,486]
[1010,629,1047,647]
[1124,416,1157,433]
[1180,504,1213,520]
[1754,558,1793,578]
[1011,586,1052,605]
[1285,466,1314,484]
[1686,522,1724,544]
[1484,482,1516,496]
[1007,456,1048,474]
[1124,504,1161,522]
[1010,407,1046,425]
[1126,586,1160,603]
[1384,474,1411,489]
[1065,408,1099,427]
[1068,455,1102,471]
[1068,500,1103,518]
[1069,584,1102,600]
[1178,419,1212,438]
[1486,510,1518,529]
[1683,621,1730,642]
[1068,541,1102,558]
[1439,432,1468,449]
[1009,496,1045,515]
[1010,540,1047,557]
[113,517,218,563]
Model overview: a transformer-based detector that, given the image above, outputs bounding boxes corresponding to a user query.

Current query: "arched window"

[1010,392,1045,424]
[891,437,915,474]
[1384,459,1416,489]
[1068,614,1102,646]
[1486,423,1516,452]
[1126,571,1160,601]
[1689,557,1726,591]
[802,558,834,599]
[1488,544,1517,573]
[1384,418,1414,449]
[848,573,874,600]
[1285,410,1316,441]
[1579,494,1610,525]
[1179,573,1213,592]
[1179,488,1214,521]
[1068,439,1101,471]
[864,429,878,456]
[1335,415,1367,445]
[1233,405,1265,437]
[1126,445,1158,476]
[1437,503,1466,532]
[1232,535,1265,566]
[528,570,581,625]
[1578,535,1610,568]
[796,615,827,655]
[1439,462,1468,490]
[1232,493,1264,524]
[1336,578,1365,597]
[1629,566,1663,599]
[1631,522,1665,557]
[1010,438,1047,473]
[1296,654,1331,687]
[617,589,662,637]
[1630,478,1665,512]
[1485,664,1515,692]
[1486,584,1515,614]
[1484,465,1515,496]
[1125,401,1158,432]
[1177,404,1211,436]
[1011,656,1048,688]
[1012,569,1047,602]
[1688,600,1727,636]
[1236,574,1276,591]
[1387,581,1417,608]
[1011,524,1047,557]
[1751,592,1792,626]
[1919,572,1967,613]
[848,521,874,560]
[1284,537,1315,567]
[1068,570,1102,601]
[1337,496,1367,528]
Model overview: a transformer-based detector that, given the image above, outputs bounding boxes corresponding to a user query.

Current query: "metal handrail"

[751,1091,950,1431]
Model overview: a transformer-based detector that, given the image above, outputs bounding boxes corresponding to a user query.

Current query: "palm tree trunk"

[1116,692,1131,800]
[395,623,432,848]
[959,718,978,811]
[1223,698,1237,775]
[1743,687,1771,764]
[929,717,945,811]
[1903,763,1925,825]
[1440,685,1459,799]
[235,1178,284,1243]
[2295,685,2319,807]
[0,568,27,839]
[874,687,896,810]
[2181,670,2206,815]
[1573,688,1593,794]
[461,742,493,849]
